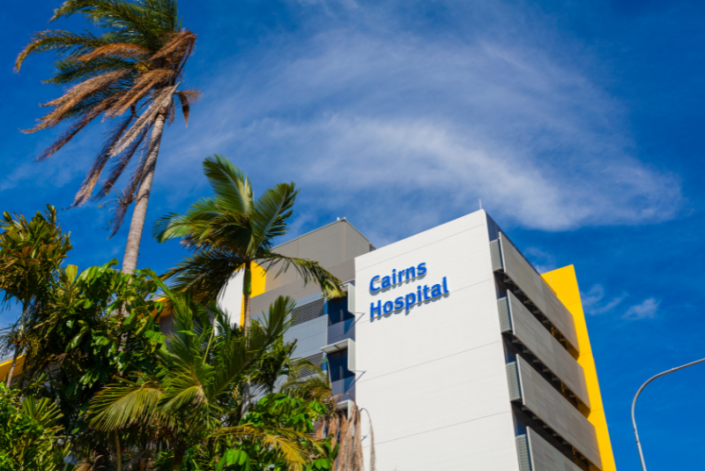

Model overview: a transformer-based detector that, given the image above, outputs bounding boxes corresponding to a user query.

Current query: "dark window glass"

[327,350,354,381]
[327,295,354,325]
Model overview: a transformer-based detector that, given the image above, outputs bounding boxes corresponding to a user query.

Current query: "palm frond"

[260,252,345,299]
[71,114,134,206]
[23,69,129,133]
[202,155,254,216]
[15,30,109,71]
[89,377,163,431]
[109,84,175,155]
[75,42,150,62]
[250,182,297,251]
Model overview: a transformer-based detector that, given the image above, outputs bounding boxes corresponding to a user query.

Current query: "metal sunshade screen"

[498,234,580,351]
[515,357,602,469]
[527,427,584,471]
[299,352,324,378]
[490,239,503,271]
[515,434,532,471]
[506,291,590,408]
[506,362,522,402]
[292,298,325,326]
[498,297,512,333]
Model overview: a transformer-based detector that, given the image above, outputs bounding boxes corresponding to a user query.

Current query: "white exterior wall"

[354,210,519,471]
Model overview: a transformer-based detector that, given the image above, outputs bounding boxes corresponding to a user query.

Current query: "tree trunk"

[6,305,27,387]
[115,432,123,471]
[243,261,252,331]
[172,449,184,471]
[121,110,168,275]
[5,348,19,388]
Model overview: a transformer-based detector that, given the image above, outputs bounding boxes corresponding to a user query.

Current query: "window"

[327,350,354,381]
[327,295,354,325]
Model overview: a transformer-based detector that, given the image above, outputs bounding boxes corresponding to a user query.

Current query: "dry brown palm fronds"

[353,408,364,470]
[105,69,175,118]
[96,122,150,201]
[71,114,134,206]
[35,101,110,161]
[362,408,376,471]
[110,85,175,156]
[107,130,154,236]
[175,89,201,126]
[25,70,129,133]
[151,31,197,61]
[75,43,150,62]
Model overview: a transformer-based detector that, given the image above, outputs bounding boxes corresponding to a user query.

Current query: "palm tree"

[154,155,345,330]
[0,205,72,386]
[88,279,321,471]
[16,0,199,275]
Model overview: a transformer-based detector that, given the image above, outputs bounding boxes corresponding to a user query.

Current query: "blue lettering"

[443,276,449,294]
[405,293,416,310]
[370,300,382,319]
[381,276,391,289]
[423,285,430,300]
[417,262,427,276]
[383,301,394,314]
[394,296,404,310]
[406,266,416,280]
[370,276,381,293]
[431,284,442,298]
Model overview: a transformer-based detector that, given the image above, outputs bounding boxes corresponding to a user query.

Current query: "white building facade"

[246,210,615,471]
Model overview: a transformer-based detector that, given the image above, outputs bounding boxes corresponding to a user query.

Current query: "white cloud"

[623,298,660,320]
[582,284,627,315]
[158,0,682,240]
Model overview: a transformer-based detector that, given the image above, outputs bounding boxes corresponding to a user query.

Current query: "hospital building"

[243,209,616,471]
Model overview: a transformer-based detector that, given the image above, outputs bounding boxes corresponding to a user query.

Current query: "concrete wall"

[354,210,520,471]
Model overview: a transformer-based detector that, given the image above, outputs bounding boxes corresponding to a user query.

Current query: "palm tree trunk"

[172,449,184,471]
[6,305,27,387]
[243,261,252,331]
[122,110,168,275]
[115,432,123,471]
[5,348,19,388]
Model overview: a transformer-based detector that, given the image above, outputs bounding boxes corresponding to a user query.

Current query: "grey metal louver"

[498,297,512,333]
[507,362,522,402]
[490,239,504,272]
[292,298,325,326]
[515,434,532,471]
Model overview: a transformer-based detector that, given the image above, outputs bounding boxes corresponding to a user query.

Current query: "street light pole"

[631,357,705,471]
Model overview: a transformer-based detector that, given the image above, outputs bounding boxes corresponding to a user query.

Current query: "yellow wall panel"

[542,265,617,471]
[0,355,24,384]
[241,262,267,326]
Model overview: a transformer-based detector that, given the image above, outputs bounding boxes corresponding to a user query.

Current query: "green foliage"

[154,155,345,331]
[18,260,166,467]
[87,280,320,470]
[212,394,336,471]
[0,383,71,470]
[0,205,71,310]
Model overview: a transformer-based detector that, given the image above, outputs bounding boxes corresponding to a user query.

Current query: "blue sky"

[1,0,704,468]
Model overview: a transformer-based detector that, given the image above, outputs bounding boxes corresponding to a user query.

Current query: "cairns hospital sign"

[369,262,449,320]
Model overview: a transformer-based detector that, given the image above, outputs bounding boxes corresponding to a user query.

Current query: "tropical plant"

[88,278,324,470]
[0,205,72,386]
[17,260,166,469]
[154,155,345,331]
[15,0,199,274]
[223,393,337,471]
[0,383,72,470]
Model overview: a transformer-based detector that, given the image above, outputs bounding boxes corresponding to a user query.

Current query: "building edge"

[542,265,617,471]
